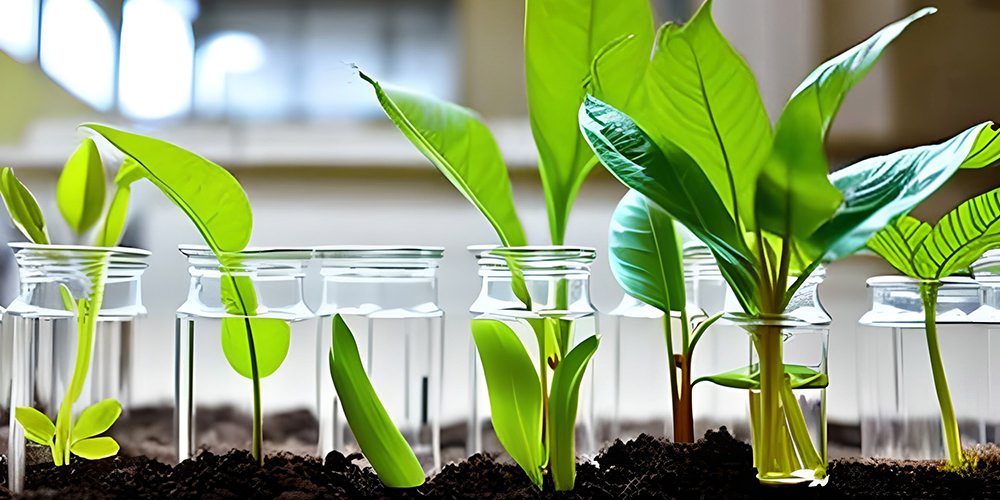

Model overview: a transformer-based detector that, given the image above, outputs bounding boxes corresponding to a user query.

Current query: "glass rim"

[10,242,150,258]
[723,312,828,328]
[178,244,313,261]
[865,275,979,289]
[314,245,444,260]
[475,245,597,261]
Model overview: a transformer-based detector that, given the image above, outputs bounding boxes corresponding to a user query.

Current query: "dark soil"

[2,428,998,499]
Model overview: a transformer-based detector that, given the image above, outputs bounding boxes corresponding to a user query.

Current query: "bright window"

[38,0,116,110]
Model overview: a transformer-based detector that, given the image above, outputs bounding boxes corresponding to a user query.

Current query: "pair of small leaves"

[16,399,122,463]
[867,186,1000,281]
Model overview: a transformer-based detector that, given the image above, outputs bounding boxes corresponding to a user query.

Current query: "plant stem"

[674,310,694,443]
[663,314,680,437]
[754,326,784,479]
[920,280,962,465]
[244,316,263,465]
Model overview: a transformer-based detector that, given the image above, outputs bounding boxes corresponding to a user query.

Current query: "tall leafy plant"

[580,1,1000,483]
[867,187,1000,469]
[360,0,654,489]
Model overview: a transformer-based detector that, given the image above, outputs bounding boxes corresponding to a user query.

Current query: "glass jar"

[857,276,989,459]
[2,243,149,493]
[972,250,1000,444]
[175,246,316,461]
[468,246,598,456]
[313,246,444,473]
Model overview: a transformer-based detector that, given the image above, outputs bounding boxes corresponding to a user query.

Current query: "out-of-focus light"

[39,0,116,110]
[0,0,39,62]
[194,32,266,119]
[118,0,194,120]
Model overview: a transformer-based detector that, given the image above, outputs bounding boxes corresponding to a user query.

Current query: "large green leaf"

[328,314,425,488]
[71,399,121,443]
[915,188,1000,279]
[548,334,598,491]
[866,215,931,278]
[640,0,772,230]
[693,363,828,390]
[57,138,106,234]
[359,73,526,247]
[0,168,50,244]
[471,319,544,489]
[757,7,934,239]
[525,0,654,244]
[580,96,760,314]
[608,190,684,313]
[809,122,1000,261]
[80,124,252,254]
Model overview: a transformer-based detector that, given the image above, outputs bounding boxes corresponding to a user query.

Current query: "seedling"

[867,187,1000,470]
[580,1,1000,483]
[361,0,657,489]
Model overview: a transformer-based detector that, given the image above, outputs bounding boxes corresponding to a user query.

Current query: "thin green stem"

[663,315,680,420]
[754,328,784,479]
[920,280,962,465]
[244,316,263,465]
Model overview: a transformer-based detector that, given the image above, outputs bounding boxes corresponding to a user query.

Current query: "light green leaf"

[72,399,121,443]
[359,72,526,248]
[694,363,828,390]
[58,284,76,313]
[328,314,424,488]
[471,319,544,489]
[57,138,106,234]
[80,124,252,254]
[866,216,930,278]
[608,190,684,314]
[0,168,50,244]
[221,317,291,379]
[15,406,55,446]
[548,334,598,491]
[809,121,1000,261]
[525,0,654,244]
[580,96,760,314]
[640,0,772,230]
[69,436,119,460]
[962,124,1000,170]
[914,187,1000,279]
[94,186,130,247]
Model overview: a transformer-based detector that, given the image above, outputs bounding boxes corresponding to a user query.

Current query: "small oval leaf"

[15,406,55,446]
[72,399,122,443]
[57,138,106,234]
[70,436,120,460]
[0,168,50,244]
[220,317,291,379]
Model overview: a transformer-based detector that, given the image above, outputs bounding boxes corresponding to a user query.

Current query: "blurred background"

[1,0,999,445]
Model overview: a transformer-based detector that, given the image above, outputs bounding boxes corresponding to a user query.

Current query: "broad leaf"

[809,121,1000,261]
[640,0,772,230]
[0,168,50,244]
[694,363,828,390]
[328,314,425,488]
[359,73,526,247]
[608,190,684,313]
[220,317,291,379]
[548,334,598,491]
[525,0,654,244]
[72,399,121,443]
[15,406,55,446]
[57,138,106,234]
[580,96,760,313]
[80,124,252,254]
[471,319,544,489]
[866,216,930,278]
[914,188,1000,279]
[69,436,119,460]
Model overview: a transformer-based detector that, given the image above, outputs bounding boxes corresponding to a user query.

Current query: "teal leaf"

[57,138,106,234]
[471,319,544,489]
[15,406,55,446]
[548,334,599,491]
[328,314,425,488]
[69,436,119,460]
[694,363,828,390]
[71,399,121,443]
[359,72,526,248]
[525,0,654,244]
[0,168,50,244]
[608,190,684,313]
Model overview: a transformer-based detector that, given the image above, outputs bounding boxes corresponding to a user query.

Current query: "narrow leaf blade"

[0,168,50,244]
[94,185,130,247]
[329,314,425,488]
[57,137,106,234]
[548,334,599,491]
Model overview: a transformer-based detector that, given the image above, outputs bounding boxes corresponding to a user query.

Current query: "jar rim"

[10,242,150,258]
[723,312,824,328]
[475,245,597,262]
[314,245,444,260]
[178,244,312,261]
[865,275,979,289]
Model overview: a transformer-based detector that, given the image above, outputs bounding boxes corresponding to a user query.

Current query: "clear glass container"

[2,243,149,493]
[468,246,598,457]
[175,246,317,461]
[973,250,1000,444]
[314,246,444,473]
[857,276,990,459]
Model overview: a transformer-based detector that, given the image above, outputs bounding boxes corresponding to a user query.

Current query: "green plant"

[608,189,722,441]
[580,1,1000,483]
[360,0,655,490]
[866,187,1000,469]
[328,314,425,487]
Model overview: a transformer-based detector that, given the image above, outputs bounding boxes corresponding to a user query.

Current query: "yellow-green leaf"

[15,406,55,446]
[220,317,291,379]
[57,138,106,234]
[72,399,121,443]
[0,168,50,244]
[70,436,119,460]
[548,334,598,491]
